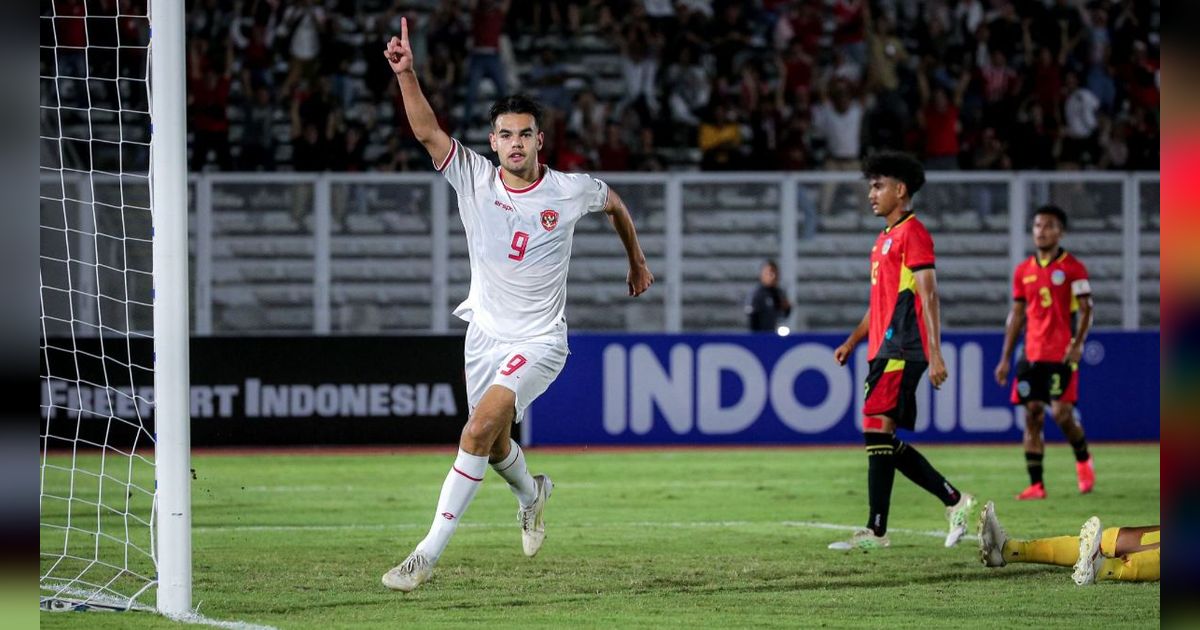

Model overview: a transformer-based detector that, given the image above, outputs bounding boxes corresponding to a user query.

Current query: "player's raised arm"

[602,188,654,297]
[914,268,948,389]
[995,300,1026,386]
[384,17,451,166]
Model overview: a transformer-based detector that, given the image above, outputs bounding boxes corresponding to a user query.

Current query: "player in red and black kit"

[995,205,1095,500]
[830,151,975,551]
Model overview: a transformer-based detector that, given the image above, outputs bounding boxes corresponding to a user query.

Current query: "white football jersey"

[437,139,609,340]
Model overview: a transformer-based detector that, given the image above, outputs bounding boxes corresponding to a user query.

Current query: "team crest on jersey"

[1051,269,1067,285]
[540,209,559,231]
[881,238,893,255]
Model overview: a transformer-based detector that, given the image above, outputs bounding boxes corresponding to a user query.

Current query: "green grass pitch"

[41,443,1159,629]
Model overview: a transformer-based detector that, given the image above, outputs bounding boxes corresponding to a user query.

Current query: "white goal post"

[149,0,192,616]
[39,0,191,615]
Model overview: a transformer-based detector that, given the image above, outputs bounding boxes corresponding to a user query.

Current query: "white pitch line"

[166,612,278,630]
[195,519,976,542]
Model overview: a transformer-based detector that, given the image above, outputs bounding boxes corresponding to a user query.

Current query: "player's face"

[867,176,904,216]
[760,264,777,286]
[490,113,543,175]
[1032,213,1063,251]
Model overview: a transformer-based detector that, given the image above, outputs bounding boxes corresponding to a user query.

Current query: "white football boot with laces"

[519,474,553,557]
[382,550,433,593]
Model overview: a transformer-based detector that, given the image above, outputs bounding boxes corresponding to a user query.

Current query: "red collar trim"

[498,165,547,194]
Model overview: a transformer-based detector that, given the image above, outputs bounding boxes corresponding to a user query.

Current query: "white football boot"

[1072,516,1104,586]
[382,550,433,592]
[944,493,976,547]
[978,501,1009,567]
[519,474,553,557]
[828,528,891,550]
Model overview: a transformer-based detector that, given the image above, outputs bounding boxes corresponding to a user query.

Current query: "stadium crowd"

[167,0,1160,173]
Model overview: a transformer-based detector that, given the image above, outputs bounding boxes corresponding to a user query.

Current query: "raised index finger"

[401,16,408,44]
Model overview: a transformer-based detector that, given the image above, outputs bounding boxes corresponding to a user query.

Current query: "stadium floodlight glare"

[39,0,191,616]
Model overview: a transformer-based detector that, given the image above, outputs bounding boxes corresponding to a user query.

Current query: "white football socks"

[415,449,488,564]
[491,438,538,508]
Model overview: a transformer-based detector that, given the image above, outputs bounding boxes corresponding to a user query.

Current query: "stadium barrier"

[42,331,1155,447]
[173,171,1154,335]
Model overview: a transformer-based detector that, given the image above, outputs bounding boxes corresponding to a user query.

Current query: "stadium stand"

[159,0,1161,175]
[187,171,1156,334]
[41,1,1159,335]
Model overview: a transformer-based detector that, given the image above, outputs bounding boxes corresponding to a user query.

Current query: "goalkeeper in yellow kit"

[978,501,1159,585]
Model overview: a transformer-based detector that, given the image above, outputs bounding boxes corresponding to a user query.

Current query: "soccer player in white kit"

[381,18,655,592]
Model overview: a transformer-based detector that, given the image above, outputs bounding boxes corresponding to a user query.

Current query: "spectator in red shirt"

[187,38,212,90]
[231,13,276,91]
[777,110,813,172]
[1119,40,1159,110]
[832,0,867,66]
[189,60,233,171]
[779,39,815,109]
[774,2,822,55]
[1027,46,1065,120]
[979,49,1019,132]
[462,0,511,128]
[554,132,592,173]
[597,122,630,172]
[917,73,965,170]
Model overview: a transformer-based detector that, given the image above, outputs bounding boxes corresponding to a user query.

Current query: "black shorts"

[862,358,928,430]
[1011,360,1076,404]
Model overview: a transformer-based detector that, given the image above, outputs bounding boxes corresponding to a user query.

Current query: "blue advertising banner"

[528,331,1159,445]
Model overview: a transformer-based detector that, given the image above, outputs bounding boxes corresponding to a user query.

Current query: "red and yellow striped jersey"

[868,213,936,362]
[1012,249,1091,362]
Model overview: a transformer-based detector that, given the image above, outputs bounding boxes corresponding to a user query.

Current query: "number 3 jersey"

[1011,248,1091,362]
[437,139,609,340]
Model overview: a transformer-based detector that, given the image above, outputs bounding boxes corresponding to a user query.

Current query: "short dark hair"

[1034,204,1068,230]
[762,259,778,271]
[862,150,926,199]
[489,94,543,129]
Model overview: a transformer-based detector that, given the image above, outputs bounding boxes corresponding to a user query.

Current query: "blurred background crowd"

[151,0,1160,173]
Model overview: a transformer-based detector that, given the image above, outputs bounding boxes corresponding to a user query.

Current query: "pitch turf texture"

[41,444,1159,629]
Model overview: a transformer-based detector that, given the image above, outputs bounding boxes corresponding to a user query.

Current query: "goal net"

[39,0,190,615]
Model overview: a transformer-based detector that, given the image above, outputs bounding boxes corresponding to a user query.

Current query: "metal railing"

[39,170,1159,337]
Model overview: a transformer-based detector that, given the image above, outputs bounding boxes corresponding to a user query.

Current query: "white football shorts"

[463,321,569,423]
